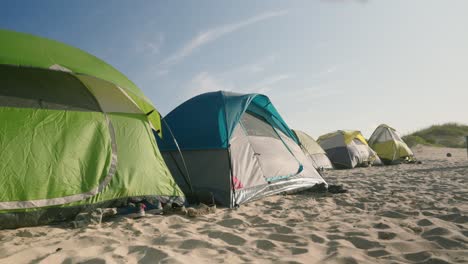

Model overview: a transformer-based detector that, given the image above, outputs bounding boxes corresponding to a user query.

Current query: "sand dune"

[1,145,467,263]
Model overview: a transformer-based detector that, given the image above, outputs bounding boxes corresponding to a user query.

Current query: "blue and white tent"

[158,91,326,207]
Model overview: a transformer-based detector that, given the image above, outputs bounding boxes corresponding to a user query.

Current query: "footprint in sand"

[344,231,369,237]
[421,227,451,238]
[417,219,434,227]
[206,231,246,246]
[327,234,345,240]
[436,213,468,224]
[225,246,244,255]
[169,224,185,229]
[262,201,284,210]
[367,249,390,258]
[326,241,340,255]
[255,223,293,234]
[373,222,390,229]
[378,231,397,240]
[345,236,382,250]
[379,210,408,219]
[128,246,169,263]
[309,234,326,244]
[179,239,213,250]
[404,251,432,262]
[267,234,302,244]
[256,239,276,250]
[424,236,465,249]
[216,218,244,228]
[152,235,171,245]
[290,247,308,255]
[246,216,269,225]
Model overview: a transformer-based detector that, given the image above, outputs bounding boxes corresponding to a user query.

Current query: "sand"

[0,145,467,264]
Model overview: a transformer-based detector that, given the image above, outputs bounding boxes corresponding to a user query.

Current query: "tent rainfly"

[368,124,415,164]
[0,29,184,229]
[317,130,381,169]
[157,91,327,207]
[293,130,334,170]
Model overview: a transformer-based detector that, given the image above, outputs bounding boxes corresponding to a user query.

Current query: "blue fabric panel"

[158,92,228,150]
[158,91,299,150]
[222,91,256,143]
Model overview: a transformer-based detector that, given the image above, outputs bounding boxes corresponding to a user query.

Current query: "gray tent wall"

[319,133,381,169]
[162,150,232,206]
[324,139,371,169]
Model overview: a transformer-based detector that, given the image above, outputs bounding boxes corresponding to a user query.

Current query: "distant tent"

[293,130,333,170]
[317,130,381,169]
[0,29,184,229]
[368,124,415,165]
[158,91,327,207]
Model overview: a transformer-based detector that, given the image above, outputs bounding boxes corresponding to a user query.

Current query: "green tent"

[292,130,334,170]
[368,124,415,165]
[0,29,184,229]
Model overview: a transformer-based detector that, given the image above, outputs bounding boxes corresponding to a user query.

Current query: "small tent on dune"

[317,130,381,169]
[157,91,327,207]
[293,130,334,170]
[0,30,184,229]
[368,124,415,165]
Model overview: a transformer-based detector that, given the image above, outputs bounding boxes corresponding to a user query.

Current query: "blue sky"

[2,0,467,137]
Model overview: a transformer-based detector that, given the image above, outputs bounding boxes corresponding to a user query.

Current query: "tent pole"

[161,117,194,195]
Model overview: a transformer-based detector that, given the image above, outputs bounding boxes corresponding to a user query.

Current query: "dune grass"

[402,123,468,148]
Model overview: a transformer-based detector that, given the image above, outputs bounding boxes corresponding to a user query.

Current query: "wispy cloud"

[185,72,234,98]
[220,54,277,76]
[135,33,165,55]
[185,71,292,101]
[160,10,288,67]
[250,74,292,93]
[156,69,169,76]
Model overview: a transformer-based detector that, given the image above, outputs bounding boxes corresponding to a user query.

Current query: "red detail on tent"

[232,176,244,190]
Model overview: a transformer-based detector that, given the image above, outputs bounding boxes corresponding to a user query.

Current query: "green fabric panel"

[0,107,111,202]
[86,113,183,202]
[372,141,396,161]
[397,141,413,157]
[372,141,413,161]
[0,30,160,127]
[124,92,162,135]
[0,30,140,98]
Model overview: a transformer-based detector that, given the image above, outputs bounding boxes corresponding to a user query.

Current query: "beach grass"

[403,123,468,148]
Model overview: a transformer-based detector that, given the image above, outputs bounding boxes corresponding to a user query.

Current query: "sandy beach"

[0,145,467,264]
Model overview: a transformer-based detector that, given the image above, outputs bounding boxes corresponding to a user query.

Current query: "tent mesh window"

[375,129,394,143]
[240,112,280,139]
[0,65,100,111]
